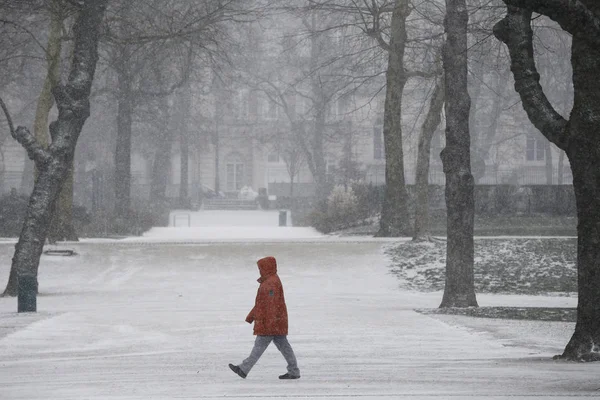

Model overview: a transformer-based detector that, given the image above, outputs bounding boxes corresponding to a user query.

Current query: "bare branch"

[0,96,15,136]
[14,126,52,167]
[493,6,568,149]
[406,69,441,79]
[0,19,48,55]
[363,0,391,52]
[502,0,600,43]
[0,95,51,166]
[135,45,194,99]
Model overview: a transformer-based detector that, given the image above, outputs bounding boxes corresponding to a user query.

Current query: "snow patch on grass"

[387,238,577,295]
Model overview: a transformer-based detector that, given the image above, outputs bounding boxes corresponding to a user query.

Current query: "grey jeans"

[239,335,300,377]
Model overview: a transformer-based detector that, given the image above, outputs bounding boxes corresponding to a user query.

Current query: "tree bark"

[565,148,600,361]
[413,75,445,241]
[311,108,329,205]
[439,0,478,308]
[377,0,411,237]
[177,89,191,208]
[33,0,62,152]
[114,63,133,220]
[48,6,78,243]
[48,161,77,242]
[179,131,189,206]
[3,0,107,298]
[36,0,66,243]
[307,12,330,207]
[558,21,600,361]
[150,97,172,207]
[5,0,65,293]
[495,2,600,360]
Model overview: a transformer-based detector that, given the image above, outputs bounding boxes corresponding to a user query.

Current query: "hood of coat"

[257,256,277,282]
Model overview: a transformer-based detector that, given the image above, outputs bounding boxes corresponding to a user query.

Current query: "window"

[267,152,280,163]
[373,123,384,160]
[226,154,244,191]
[526,134,546,161]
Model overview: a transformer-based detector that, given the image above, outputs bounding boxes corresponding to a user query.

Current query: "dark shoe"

[279,373,300,380]
[229,363,247,379]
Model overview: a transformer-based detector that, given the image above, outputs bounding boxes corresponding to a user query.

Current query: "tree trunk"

[114,70,133,219]
[563,150,600,361]
[413,75,445,241]
[494,3,600,360]
[214,125,220,193]
[33,0,62,152]
[377,0,411,237]
[150,148,171,206]
[5,0,64,293]
[2,0,107,298]
[179,131,189,207]
[312,109,329,206]
[112,3,135,220]
[47,7,78,244]
[150,134,172,208]
[48,161,77,242]
[558,34,600,361]
[305,11,332,208]
[439,0,478,308]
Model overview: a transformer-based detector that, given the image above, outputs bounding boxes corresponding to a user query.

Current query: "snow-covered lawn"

[0,228,598,399]
[387,238,577,295]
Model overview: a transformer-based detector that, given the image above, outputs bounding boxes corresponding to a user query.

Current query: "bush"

[327,185,358,224]
[307,185,361,233]
[0,190,93,238]
[0,190,28,237]
[351,182,382,219]
[81,206,165,237]
[306,209,333,233]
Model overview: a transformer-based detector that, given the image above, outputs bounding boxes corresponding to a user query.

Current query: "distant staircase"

[202,198,259,210]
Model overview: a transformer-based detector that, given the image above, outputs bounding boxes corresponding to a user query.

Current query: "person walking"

[229,256,300,380]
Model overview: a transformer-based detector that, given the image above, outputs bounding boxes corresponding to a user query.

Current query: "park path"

[0,240,598,399]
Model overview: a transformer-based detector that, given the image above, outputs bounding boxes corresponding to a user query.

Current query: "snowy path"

[0,240,598,399]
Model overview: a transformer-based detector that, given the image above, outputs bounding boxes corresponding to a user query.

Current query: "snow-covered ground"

[0,215,598,399]
[168,209,292,228]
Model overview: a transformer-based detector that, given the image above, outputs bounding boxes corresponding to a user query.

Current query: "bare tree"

[305,0,442,236]
[413,72,444,241]
[494,0,600,361]
[283,142,306,198]
[372,0,412,236]
[103,0,247,223]
[439,0,478,308]
[0,2,50,193]
[2,0,107,299]
[247,4,369,206]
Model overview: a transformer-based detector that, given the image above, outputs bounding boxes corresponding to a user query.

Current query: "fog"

[0,0,574,237]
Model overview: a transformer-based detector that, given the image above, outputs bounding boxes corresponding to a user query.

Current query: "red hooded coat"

[245,256,289,336]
